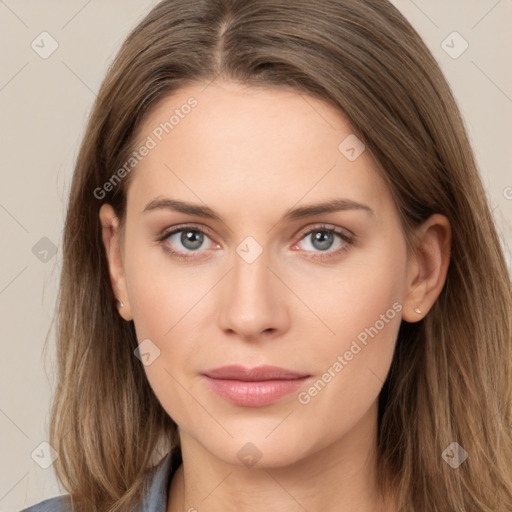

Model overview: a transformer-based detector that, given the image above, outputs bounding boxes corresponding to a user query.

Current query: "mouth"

[201,365,312,407]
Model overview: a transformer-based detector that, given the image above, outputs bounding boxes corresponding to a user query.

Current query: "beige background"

[1,1,511,510]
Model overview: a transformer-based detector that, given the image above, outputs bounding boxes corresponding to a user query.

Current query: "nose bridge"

[218,235,287,338]
[231,237,274,306]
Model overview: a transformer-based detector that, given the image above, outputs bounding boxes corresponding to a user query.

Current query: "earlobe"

[99,204,133,321]
[402,214,451,322]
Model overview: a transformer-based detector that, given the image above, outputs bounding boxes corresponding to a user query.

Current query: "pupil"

[313,231,333,251]
[182,230,203,250]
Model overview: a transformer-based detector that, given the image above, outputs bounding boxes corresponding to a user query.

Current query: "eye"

[293,224,355,260]
[157,223,355,262]
[158,224,217,260]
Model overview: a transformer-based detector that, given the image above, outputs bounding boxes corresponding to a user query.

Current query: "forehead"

[126,81,390,220]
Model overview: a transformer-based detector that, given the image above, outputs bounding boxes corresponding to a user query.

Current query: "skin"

[100,81,451,511]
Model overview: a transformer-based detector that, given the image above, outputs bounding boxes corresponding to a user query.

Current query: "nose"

[217,244,290,342]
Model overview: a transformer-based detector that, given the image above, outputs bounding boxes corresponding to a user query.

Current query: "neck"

[168,403,395,512]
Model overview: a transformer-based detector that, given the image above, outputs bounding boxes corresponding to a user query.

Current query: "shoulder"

[18,494,69,512]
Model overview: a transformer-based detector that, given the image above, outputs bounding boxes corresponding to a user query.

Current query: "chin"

[191,419,317,469]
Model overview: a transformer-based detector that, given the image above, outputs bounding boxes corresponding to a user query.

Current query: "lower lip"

[203,376,310,407]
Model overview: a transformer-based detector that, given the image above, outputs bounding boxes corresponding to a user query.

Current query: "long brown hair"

[49,0,512,510]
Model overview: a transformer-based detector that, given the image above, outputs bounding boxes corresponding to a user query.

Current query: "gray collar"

[137,450,181,512]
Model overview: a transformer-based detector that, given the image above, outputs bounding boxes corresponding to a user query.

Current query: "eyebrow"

[142,197,374,221]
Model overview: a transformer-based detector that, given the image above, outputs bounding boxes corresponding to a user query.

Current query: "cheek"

[297,238,406,423]
[122,241,213,401]
[294,236,406,394]
[123,236,201,339]
[123,246,204,422]
[307,279,401,399]
[299,231,406,348]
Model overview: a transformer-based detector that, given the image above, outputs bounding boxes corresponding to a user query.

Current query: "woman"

[21,0,512,511]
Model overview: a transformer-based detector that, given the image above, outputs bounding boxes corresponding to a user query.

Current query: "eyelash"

[157,223,355,262]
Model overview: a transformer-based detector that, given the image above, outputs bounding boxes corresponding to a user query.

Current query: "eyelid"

[294,222,355,241]
[159,222,354,244]
[159,222,217,242]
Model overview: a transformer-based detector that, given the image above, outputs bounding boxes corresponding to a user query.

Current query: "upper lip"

[202,365,309,381]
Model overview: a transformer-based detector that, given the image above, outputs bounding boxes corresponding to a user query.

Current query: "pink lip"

[202,365,311,407]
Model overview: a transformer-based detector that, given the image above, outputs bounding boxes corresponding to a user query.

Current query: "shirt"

[18,449,182,512]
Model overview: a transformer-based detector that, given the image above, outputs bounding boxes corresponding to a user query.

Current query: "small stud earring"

[414,306,422,314]
[116,299,124,308]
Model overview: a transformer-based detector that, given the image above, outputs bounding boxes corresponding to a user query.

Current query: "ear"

[402,213,451,322]
[99,204,133,321]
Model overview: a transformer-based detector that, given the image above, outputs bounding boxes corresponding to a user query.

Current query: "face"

[102,81,416,468]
